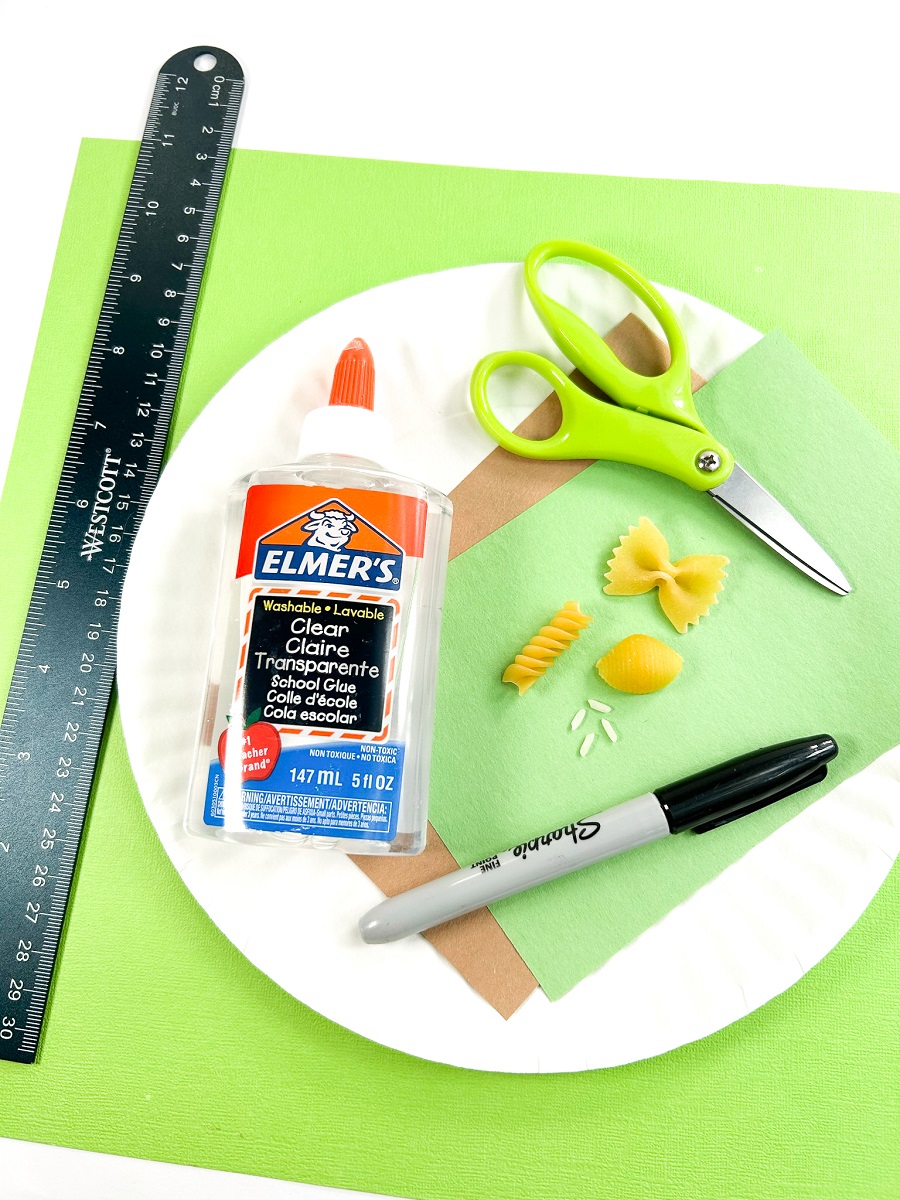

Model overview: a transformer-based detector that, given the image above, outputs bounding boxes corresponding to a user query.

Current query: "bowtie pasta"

[604,517,728,633]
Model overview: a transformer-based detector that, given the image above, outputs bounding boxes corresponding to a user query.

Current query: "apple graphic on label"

[217,708,282,781]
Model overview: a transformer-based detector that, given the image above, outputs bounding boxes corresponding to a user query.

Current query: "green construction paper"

[429,331,900,999]
[1,138,898,1198]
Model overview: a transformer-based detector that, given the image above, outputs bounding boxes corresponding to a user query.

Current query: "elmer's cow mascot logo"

[254,498,403,591]
[301,505,360,550]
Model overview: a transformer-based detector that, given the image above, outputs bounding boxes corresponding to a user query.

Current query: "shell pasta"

[596,633,683,694]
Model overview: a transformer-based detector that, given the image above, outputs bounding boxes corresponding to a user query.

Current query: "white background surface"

[0,1,896,1197]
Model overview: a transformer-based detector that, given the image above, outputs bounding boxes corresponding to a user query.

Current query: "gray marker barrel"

[358,793,668,943]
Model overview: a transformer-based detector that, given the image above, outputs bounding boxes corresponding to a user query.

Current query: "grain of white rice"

[588,699,612,713]
[601,718,618,743]
[579,733,595,757]
[570,708,587,731]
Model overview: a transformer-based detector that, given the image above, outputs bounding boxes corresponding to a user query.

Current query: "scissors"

[470,239,851,595]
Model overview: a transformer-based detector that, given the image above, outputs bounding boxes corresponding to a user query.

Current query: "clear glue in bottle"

[185,339,452,854]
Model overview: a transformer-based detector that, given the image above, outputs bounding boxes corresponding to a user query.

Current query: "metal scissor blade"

[708,462,851,595]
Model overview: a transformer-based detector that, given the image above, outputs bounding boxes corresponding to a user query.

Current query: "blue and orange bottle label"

[204,485,427,839]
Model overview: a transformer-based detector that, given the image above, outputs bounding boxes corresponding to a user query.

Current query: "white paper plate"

[117,263,900,1072]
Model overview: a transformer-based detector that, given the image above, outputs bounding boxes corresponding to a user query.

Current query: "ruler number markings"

[0,47,243,1063]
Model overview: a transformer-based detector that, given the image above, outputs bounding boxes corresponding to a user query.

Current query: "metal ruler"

[0,46,243,1063]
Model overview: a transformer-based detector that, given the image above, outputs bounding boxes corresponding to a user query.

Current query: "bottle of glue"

[185,338,452,854]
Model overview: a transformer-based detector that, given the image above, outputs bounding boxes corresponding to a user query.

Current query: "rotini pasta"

[502,601,593,694]
[603,517,728,633]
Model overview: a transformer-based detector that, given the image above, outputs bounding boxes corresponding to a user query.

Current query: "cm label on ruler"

[0,47,244,1063]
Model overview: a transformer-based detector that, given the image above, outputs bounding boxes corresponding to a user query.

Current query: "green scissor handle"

[470,240,735,491]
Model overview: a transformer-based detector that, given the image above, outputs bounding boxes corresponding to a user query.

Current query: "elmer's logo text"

[254,499,403,591]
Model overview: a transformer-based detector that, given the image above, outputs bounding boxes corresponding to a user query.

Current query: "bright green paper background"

[431,331,900,999]
[1,139,898,1198]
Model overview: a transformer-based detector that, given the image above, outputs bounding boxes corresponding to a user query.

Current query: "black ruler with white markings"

[0,46,243,1063]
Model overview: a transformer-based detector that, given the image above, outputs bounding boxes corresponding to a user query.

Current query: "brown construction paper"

[352,314,707,1018]
[355,824,539,1020]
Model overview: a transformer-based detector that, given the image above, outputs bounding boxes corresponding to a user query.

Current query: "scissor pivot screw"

[696,450,721,473]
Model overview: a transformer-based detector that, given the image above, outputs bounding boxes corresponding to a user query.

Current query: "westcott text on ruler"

[0,46,244,1063]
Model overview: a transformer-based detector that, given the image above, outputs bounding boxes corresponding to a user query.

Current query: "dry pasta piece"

[502,601,593,695]
[604,516,728,633]
[596,634,683,694]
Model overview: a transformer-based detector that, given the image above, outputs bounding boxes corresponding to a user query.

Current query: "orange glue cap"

[296,337,392,464]
[329,338,375,410]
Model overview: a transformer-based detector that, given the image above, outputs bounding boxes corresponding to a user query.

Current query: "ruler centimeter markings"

[0,46,243,1063]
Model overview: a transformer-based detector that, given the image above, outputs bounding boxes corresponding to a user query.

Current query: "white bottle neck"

[296,406,393,466]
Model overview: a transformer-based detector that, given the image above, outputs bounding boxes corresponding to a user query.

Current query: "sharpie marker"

[359,735,838,944]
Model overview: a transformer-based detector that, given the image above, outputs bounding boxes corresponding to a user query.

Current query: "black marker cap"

[655,735,838,835]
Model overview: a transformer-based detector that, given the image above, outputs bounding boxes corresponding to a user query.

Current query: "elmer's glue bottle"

[185,339,452,854]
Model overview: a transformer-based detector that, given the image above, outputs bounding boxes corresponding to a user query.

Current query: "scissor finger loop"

[469,350,592,459]
[524,239,704,434]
